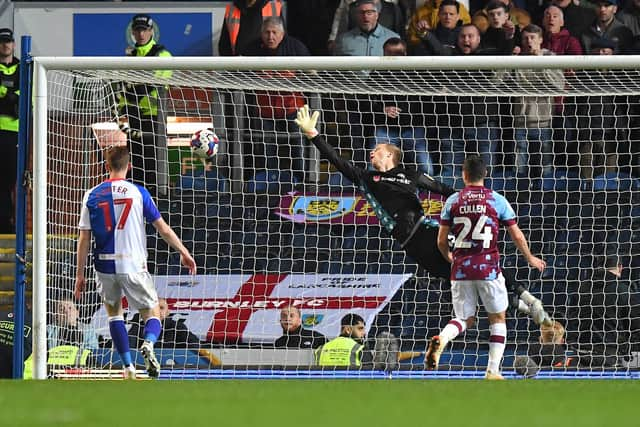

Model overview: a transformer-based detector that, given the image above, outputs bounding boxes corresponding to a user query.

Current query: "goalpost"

[30,55,639,379]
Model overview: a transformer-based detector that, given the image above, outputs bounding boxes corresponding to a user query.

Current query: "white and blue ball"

[190,128,219,159]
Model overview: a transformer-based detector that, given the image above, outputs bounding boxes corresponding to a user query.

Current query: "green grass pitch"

[0,379,636,427]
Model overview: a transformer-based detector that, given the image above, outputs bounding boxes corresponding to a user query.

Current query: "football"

[190,128,219,159]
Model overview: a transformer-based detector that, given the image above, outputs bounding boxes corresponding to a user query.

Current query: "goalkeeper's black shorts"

[401,225,451,280]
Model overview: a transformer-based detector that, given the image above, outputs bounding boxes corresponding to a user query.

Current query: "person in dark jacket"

[369,38,434,175]
[412,0,462,55]
[275,305,327,349]
[581,0,634,53]
[565,254,640,360]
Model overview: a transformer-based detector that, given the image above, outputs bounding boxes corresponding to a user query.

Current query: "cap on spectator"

[131,14,154,30]
[591,36,617,51]
[0,28,14,42]
[352,0,382,12]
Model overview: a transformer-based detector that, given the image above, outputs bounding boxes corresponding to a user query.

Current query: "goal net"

[31,56,640,379]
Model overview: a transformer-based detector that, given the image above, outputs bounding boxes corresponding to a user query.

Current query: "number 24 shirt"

[440,185,517,281]
[79,178,161,274]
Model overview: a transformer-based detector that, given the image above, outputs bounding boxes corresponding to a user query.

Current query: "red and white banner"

[90,274,410,344]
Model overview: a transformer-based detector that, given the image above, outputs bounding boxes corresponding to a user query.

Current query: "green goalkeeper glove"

[295,104,320,139]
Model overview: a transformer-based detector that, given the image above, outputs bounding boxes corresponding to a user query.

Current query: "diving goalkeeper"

[295,105,551,325]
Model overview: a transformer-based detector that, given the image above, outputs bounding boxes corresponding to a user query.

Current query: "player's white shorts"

[451,273,508,319]
[95,271,158,311]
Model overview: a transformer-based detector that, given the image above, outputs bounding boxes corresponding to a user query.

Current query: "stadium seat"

[327,172,353,188]
[592,172,639,192]
[485,170,516,192]
[177,169,228,193]
[246,170,299,194]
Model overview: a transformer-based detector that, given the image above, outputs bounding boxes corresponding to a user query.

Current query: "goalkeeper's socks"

[108,315,132,367]
[487,322,507,373]
[143,317,162,344]
[439,318,467,345]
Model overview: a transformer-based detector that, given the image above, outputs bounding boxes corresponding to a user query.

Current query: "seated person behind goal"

[47,296,99,352]
[315,313,372,367]
[274,305,327,349]
[128,298,221,366]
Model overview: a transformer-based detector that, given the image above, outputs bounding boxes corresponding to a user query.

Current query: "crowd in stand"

[210,0,640,186]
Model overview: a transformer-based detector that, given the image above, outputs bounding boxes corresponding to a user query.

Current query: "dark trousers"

[127,115,166,199]
[0,130,18,233]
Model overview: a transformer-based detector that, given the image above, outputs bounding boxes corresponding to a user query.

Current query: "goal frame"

[31,54,640,379]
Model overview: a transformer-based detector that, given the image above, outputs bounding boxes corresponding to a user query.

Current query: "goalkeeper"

[295,105,551,325]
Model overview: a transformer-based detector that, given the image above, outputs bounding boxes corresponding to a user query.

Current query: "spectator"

[499,24,564,178]
[574,36,631,176]
[24,298,98,379]
[334,0,400,56]
[514,312,637,377]
[541,5,583,55]
[550,0,594,38]
[218,0,284,56]
[478,0,517,53]
[617,0,640,37]
[368,38,435,175]
[513,321,576,377]
[581,0,634,53]
[241,16,310,181]
[47,297,99,351]
[274,305,327,349]
[565,253,640,363]
[328,0,410,51]
[412,0,464,55]
[0,28,19,233]
[315,313,372,367]
[472,0,530,35]
[0,302,32,378]
[117,14,172,199]
[431,24,502,187]
[128,298,221,366]
[286,0,340,56]
[406,0,471,51]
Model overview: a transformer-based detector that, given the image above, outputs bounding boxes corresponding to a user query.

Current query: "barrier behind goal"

[30,56,639,379]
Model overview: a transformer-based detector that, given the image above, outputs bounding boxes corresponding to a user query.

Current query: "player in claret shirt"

[74,146,196,379]
[428,155,546,380]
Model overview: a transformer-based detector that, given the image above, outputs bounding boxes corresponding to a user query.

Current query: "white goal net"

[31,56,640,379]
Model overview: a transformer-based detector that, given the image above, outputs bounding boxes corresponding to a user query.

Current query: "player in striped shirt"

[428,155,546,379]
[74,146,196,379]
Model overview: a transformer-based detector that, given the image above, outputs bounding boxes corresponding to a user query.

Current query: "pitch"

[0,379,636,427]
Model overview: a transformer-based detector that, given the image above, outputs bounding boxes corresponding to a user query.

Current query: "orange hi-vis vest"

[225,0,283,55]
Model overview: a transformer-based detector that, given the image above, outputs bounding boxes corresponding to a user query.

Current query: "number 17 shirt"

[79,178,161,274]
[440,185,517,281]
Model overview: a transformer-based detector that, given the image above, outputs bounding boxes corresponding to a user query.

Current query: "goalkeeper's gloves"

[0,85,7,98]
[295,104,320,139]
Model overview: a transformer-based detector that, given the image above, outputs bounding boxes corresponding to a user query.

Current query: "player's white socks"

[439,319,467,347]
[488,322,507,374]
